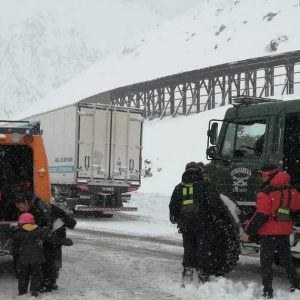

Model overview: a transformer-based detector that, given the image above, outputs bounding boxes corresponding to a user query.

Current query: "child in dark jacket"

[13,212,44,297]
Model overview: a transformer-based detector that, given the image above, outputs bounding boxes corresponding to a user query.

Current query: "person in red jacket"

[241,164,300,299]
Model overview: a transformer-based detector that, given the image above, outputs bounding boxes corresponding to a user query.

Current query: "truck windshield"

[221,120,266,158]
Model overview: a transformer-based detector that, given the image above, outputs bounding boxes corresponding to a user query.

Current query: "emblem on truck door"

[231,167,252,193]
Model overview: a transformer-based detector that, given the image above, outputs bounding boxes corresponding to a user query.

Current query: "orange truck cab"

[0,121,51,255]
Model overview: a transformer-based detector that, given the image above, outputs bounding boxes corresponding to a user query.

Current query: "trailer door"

[77,107,94,178]
[91,107,110,179]
[110,109,142,182]
[77,105,111,180]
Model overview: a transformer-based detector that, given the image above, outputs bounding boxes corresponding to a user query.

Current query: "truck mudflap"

[74,205,137,212]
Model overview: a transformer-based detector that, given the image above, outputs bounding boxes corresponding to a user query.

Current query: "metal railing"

[82,50,300,119]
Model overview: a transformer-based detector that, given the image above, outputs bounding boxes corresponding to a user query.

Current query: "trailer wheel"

[99,213,113,218]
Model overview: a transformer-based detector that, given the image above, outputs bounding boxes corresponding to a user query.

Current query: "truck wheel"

[95,213,113,218]
[102,214,113,218]
[208,208,240,276]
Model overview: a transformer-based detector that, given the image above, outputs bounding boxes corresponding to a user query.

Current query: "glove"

[170,215,177,224]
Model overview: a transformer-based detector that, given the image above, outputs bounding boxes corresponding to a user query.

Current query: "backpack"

[275,187,292,222]
[262,185,292,222]
[180,183,199,215]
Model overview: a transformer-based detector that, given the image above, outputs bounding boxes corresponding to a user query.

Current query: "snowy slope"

[140,106,229,195]
[13,0,300,119]
[0,0,199,119]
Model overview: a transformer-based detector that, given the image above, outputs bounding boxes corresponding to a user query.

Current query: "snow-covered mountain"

[14,0,300,119]
[0,0,199,119]
[2,3,300,299]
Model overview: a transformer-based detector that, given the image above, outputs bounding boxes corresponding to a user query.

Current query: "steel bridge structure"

[82,50,300,119]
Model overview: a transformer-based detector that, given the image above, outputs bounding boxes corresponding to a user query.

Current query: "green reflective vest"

[181,183,199,215]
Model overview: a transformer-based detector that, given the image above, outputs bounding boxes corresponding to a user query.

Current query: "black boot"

[181,267,193,288]
[40,283,58,293]
[290,284,300,292]
[18,291,27,296]
[262,287,273,299]
[31,290,39,297]
[197,272,209,283]
[290,278,300,292]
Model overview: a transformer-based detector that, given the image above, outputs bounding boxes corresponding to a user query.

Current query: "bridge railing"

[85,51,300,119]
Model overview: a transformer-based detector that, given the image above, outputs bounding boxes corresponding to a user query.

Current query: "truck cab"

[206,97,300,259]
[0,121,51,255]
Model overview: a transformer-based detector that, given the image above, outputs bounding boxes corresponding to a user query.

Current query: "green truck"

[206,96,300,263]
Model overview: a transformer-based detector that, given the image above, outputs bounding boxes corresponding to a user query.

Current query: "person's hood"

[269,171,291,187]
[182,168,202,183]
[22,224,38,231]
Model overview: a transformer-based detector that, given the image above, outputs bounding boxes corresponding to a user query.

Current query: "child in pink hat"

[13,213,44,297]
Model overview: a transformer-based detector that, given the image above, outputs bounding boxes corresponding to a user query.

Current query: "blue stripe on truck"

[49,166,75,173]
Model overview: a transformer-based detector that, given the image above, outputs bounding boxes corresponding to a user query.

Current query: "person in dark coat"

[15,191,76,292]
[169,161,226,286]
[41,203,76,292]
[13,213,44,297]
[241,164,300,299]
[15,191,52,238]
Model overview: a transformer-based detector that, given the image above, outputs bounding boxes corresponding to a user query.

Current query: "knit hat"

[185,161,199,171]
[18,213,35,225]
[257,164,280,177]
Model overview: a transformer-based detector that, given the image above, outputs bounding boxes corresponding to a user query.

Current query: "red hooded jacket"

[253,172,300,236]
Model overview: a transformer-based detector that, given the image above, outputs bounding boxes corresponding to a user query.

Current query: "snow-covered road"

[1,225,300,300]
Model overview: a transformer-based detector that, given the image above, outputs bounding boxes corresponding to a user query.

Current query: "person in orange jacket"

[241,164,300,299]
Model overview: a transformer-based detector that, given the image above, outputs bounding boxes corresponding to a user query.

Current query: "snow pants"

[182,231,210,275]
[18,263,42,293]
[42,242,59,287]
[260,235,299,293]
[42,226,66,286]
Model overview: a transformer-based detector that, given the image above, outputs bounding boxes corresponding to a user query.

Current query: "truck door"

[284,112,300,186]
[127,112,143,184]
[77,106,110,180]
[215,117,269,205]
[110,109,142,182]
[92,108,110,179]
[77,107,94,178]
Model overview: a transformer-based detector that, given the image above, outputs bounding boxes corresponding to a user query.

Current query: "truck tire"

[101,213,113,218]
[208,208,240,276]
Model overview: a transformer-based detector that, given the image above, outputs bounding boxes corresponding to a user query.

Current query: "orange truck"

[0,121,51,255]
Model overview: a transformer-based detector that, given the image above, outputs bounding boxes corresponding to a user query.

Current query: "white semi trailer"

[25,102,143,214]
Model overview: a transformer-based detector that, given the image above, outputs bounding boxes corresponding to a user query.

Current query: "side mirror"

[207,146,217,159]
[207,122,218,145]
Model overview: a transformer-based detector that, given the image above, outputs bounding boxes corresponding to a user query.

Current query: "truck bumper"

[74,205,137,212]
